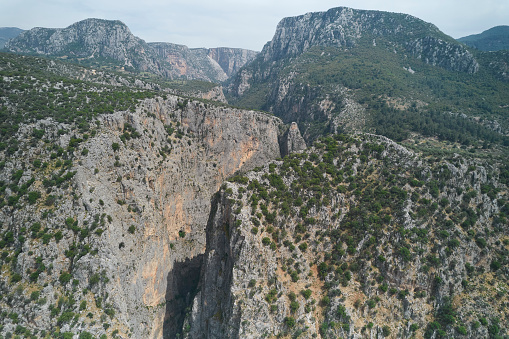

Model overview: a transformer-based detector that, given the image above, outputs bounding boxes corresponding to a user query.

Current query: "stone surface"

[186,133,508,339]
[0,94,283,338]
[280,122,307,157]
[6,19,257,83]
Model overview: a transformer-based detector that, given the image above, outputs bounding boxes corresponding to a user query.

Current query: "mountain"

[148,42,257,82]
[4,19,257,83]
[458,26,509,51]
[226,7,509,144]
[0,7,508,339]
[0,27,24,49]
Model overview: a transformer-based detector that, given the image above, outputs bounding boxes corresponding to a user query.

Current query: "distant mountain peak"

[4,18,257,82]
[260,6,477,73]
[0,27,24,49]
[458,25,509,51]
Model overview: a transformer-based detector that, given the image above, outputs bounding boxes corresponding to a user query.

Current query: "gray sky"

[1,0,507,50]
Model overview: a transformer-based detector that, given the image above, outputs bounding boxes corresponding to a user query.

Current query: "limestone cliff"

[0,93,283,338]
[280,122,307,157]
[257,7,477,72]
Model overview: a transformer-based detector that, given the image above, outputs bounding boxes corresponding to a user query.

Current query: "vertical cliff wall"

[0,95,282,338]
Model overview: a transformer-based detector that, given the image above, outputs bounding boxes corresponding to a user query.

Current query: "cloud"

[0,0,506,50]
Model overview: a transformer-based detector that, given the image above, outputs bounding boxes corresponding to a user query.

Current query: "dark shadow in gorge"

[163,254,204,338]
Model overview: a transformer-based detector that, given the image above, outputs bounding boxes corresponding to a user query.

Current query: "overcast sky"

[1,0,507,50]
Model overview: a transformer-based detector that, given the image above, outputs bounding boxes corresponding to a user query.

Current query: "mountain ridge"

[0,27,24,49]
[458,26,509,51]
[226,7,508,145]
[4,18,257,83]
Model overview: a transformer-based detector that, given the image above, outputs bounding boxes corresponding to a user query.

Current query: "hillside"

[186,133,509,338]
[458,26,509,51]
[1,6,509,339]
[4,19,257,83]
[226,7,509,146]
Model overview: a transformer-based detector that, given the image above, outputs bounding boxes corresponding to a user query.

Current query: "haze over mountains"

[0,27,24,49]
[0,7,508,339]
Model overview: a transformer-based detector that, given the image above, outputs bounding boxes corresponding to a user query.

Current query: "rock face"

[280,122,307,157]
[0,91,283,338]
[257,7,477,72]
[186,133,509,338]
[148,43,257,82]
[207,47,258,78]
[5,19,257,83]
[6,19,155,68]
[407,36,479,73]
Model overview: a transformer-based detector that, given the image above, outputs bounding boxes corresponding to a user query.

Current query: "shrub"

[456,326,467,335]
[490,260,501,271]
[11,273,22,283]
[298,242,308,252]
[30,291,40,301]
[301,289,312,299]
[290,301,299,313]
[89,273,100,286]
[79,332,94,339]
[382,325,391,337]
[59,272,72,285]
[399,247,411,261]
[284,316,296,328]
[54,231,63,242]
[57,311,75,325]
[27,191,41,204]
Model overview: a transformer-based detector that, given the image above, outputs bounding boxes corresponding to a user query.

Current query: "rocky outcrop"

[187,133,509,338]
[207,47,258,78]
[0,94,283,338]
[257,7,477,73]
[6,19,158,71]
[0,27,24,49]
[407,36,479,73]
[5,19,257,83]
[279,122,307,156]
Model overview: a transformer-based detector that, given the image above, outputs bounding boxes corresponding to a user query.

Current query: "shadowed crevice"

[163,254,204,338]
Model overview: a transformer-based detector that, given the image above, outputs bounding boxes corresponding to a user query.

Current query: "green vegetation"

[227,132,508,338]
[230,36,509,148]
[0,52,156,144]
